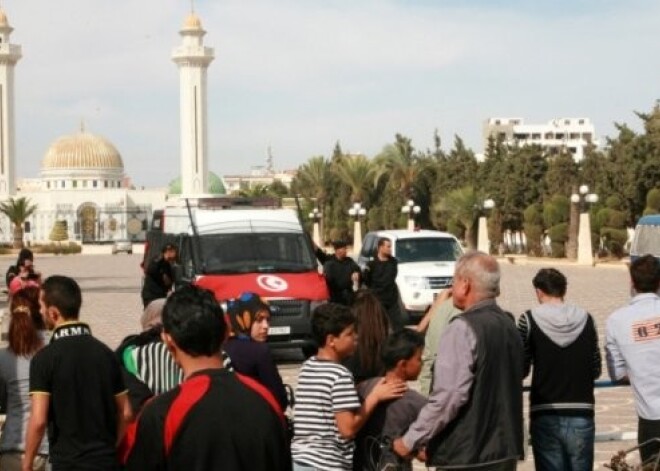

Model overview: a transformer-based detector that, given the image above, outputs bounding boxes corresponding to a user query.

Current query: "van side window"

[361,235,376,258]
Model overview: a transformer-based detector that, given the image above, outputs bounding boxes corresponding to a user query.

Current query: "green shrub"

[550,241,566,258]
[32,242,82,255]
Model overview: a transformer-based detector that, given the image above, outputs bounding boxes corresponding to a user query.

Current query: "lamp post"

[401,199,421,231]
[308,207,322,247]
[348,202,366,256]
[571,185,598,265]
[477,198,495,253]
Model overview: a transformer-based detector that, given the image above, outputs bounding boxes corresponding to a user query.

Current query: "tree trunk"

[566,187,579,260]
[12,224,23,249]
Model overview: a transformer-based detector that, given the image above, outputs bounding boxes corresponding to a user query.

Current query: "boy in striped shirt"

[292,303,406,471]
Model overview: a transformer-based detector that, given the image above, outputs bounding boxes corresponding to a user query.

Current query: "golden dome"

[42,132,124,170]
[183,13,203,31]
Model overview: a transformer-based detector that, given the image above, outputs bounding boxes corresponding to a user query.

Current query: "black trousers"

[638,416,660,464]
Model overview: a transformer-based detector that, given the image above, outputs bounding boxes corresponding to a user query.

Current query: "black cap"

[332,240,348,249]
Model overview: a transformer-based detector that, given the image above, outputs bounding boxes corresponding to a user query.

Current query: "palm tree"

[0,197,38,249]
[373,134,420,199]
[435,186,479,249]
[292,156,331,208]
[332,154,374,203]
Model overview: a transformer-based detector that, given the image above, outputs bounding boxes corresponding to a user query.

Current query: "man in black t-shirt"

[121,285,291,471]
[23,276,131,471]
[363,238,407,330]
[141,243,177,308]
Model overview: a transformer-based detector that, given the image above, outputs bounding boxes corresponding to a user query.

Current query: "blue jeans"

[530,415,594,471]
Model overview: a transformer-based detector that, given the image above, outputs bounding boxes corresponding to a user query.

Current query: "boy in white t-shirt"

[292,303,406,471]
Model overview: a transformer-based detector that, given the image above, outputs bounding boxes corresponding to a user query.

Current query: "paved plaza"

[0,253,643,469]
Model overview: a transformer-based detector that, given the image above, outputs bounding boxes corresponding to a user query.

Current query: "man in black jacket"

[141,243,177,307]
[323,240,360,306]
[517,268,600,471]
[393,251,524,470]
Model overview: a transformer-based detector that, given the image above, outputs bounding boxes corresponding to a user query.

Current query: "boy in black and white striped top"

[291,303,406,471]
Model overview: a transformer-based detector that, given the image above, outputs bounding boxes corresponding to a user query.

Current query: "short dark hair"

[42,275,82,320]
[377,238,390,249]
[311,303,355,346]
[630,255,660,294]
[381,329,424,370]
[162,285,226,357]
[161,243,177,254]
[532,268,567,298]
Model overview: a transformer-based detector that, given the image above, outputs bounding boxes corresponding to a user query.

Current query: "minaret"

[0,8,21,196]
[172,10,214,196]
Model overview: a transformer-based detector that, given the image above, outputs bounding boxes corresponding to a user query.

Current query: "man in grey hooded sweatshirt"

[517,268,601,471]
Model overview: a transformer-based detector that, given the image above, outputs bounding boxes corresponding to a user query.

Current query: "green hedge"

[32,242,82,255]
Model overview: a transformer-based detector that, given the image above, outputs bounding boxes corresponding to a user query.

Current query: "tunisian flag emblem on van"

[195,272,329,301]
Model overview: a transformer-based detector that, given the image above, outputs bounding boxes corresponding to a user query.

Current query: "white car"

[357,230,463,322]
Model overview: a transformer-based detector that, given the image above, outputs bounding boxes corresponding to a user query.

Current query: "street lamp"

[571,185,599,265]
[348,202,366,255]
[308,207,322,246]
[477,198,495,253]
[401,199,421,231]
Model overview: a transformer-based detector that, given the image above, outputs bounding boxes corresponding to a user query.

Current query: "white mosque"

[0,8,224,244]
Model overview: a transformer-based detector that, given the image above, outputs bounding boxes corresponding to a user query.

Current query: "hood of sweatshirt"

[530,303,588,347]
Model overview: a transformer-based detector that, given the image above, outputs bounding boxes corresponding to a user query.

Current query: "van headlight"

[403,276,429,289]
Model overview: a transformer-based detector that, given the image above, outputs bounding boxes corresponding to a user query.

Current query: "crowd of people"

[0,242,657,471]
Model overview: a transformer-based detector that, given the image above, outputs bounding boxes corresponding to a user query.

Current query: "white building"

[223,166,296,195]
[0,8,221,244]
[483,117,599,161]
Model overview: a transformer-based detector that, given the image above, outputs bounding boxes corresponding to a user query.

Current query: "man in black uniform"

[24,276,131,471]
[141,243,177,307]
[122,285,291,471]
[363,238,406,330]
[323,240,361,306]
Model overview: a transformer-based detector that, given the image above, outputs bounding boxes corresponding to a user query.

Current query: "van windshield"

[198,232,317,274]
[632,225,660,256]
[395,237,463,263]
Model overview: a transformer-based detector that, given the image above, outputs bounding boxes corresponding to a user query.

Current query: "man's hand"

[392,437,412,459]
[351,272,360,282]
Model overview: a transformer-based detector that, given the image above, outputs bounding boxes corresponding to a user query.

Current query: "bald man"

[393,252,524,471]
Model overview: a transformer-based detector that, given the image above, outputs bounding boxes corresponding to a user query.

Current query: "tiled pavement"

[0,254,643,469]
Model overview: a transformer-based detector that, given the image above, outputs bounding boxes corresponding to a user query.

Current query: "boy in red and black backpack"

[121,285,291,471]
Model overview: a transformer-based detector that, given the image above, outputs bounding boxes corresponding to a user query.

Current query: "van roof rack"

[196,196,282,209]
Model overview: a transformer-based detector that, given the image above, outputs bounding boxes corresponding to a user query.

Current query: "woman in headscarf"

[223,292,288,410]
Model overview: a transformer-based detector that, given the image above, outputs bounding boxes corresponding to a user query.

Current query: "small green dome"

[168,172,226,195]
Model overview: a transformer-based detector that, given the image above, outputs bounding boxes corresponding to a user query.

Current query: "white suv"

[357,230,463,321]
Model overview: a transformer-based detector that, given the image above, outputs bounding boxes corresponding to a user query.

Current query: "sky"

[4,0,660,187]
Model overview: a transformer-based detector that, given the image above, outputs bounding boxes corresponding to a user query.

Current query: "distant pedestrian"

[324,240,361,306]
[363,238,407,330]
[518,268,601,471]
[5,248,33,289]
[393,251,524,471]
[141,243,177,307]
[606,254,660,464]
[23,275,132,471]
[0,287,48,471]
[224,292,288,410]
[122,285,291,471]
[292,303,406,471]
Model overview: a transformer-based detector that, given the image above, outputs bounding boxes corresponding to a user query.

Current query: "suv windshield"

[198,232,316,273]
[395,237,462,263]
